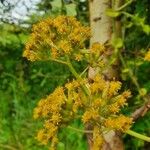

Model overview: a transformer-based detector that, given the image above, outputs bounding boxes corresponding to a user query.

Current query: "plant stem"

[68,126,93,134]
[49,58,68,65]
[80,66,89,77]
[67,58,81,80]
[126,130,150,142]
[116,0,134,11]
[66,57,90,96]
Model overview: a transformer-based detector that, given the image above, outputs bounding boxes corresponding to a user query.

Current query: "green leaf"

[111,37,123,49]
[51,0,62,9]
[142,25,150,35]
[122,68,129,73]
[139,88,147,96]
[66,3,77,16]
[105,9,120,18]
[125,21,133,28]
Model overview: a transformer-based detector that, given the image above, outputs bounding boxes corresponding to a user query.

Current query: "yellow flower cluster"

[33,87,65,149]
[65,80,85,113]
[93,126,104,150]
[91,42,105,55]
[24,15,134,150]
[104,115,132,132]
[33,80,87,149]
[23,16,90,61]
[81,75,132,149]
[89,42,106,68]
[144,49,150,61]
[82,109,100,124]
[34,75,132,149]
[89,75,124,99]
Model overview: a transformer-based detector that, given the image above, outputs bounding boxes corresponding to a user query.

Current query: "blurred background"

[0,0,150,150]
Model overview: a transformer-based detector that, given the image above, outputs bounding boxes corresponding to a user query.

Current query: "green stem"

[66,57,90,96]
[116,0,134,11]
[80,66,89,77]
[68,126,93,134]
[126,130,150,142]
[121,11,133,18]
[67,58,81,80]
[49,58,68,65]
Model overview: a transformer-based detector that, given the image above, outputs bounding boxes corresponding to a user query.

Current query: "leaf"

[122,68,129,73]
[139,88,147,96]
[66,3,77,16]
[125,21,133,28]
[111,37,123,49]
[51,0,62,9]
[136,60,143,66]
[105,9,120,18]
[142,25,150,35]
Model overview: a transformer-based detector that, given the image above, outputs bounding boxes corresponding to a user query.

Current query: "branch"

[131,98,150,121]
[67,126,93,133]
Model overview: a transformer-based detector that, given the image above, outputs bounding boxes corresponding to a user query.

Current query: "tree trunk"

[88,0,124,150]
[89,0,112,44]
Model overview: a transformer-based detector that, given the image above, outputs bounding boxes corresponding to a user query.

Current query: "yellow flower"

[90,75,105,94]
[72,99,83,112]
[58,40,72,54]
[36,129,48,145]
[108,103,120,113]
[51,47,59,59]
[23,16,90,61]
[92,99,102,108]
[91,42,105,55]
[74,53,83,61]
[82,109,100,124]
[104,115,133,132]
[93,126,104,150]
[122,90,132,98]
[51,113,62,124]
[33,75,132,149]
[108,81,122,97]
[144,49,150,61]
[65,80,79,90]
[50,136,58,150]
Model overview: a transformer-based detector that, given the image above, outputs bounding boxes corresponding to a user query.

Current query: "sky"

[0,0,40,23]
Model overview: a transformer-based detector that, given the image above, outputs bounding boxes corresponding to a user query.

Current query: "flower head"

[23,16,90,61]
[144,49,150,61]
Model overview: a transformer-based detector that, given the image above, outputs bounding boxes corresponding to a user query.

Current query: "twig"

[116,0,134,11]
[67,126,93,133]
[131,98,150,121]
[49,58,68,65]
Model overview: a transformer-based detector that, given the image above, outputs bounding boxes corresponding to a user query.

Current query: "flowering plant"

[23,16,150,150]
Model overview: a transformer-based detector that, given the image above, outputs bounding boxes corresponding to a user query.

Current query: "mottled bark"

[89,0,112,44]
[87,0,124,150]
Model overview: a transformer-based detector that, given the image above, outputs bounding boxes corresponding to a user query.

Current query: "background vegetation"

[0,0,150,149]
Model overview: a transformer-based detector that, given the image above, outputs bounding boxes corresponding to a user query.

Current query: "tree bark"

[88,0,124,150]
[89,0,112,44]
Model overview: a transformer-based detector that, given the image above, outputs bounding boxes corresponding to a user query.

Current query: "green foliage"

[0,23,72,149]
